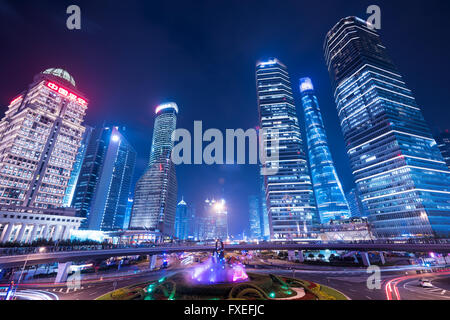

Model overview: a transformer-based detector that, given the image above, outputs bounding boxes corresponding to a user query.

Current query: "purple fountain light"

[190,257,249,284]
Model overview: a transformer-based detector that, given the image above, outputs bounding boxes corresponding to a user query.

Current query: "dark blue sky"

[1,0,450,236]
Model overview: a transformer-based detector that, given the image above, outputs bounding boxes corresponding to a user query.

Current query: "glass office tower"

[435,130,450,170]
[72,126,136,230]
[324,17,450,238]
[248,195,262,239]
[300,77,350,224]
[129,103,178,236]
[63,126,93,207]
[346,188,366,218]
[256,58,318,240]
[174,198,195,240]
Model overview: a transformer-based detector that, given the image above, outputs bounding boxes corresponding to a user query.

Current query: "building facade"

[324,17,450,238]
[346,188,366,218]
[299,77,351,224]
[248,195,262,240]
[129,103,178,236]
[174,198,195,240]
[63,125,93,207]
[256,58,318,240]
[0,206,83,243]
[72,126,136,231]
[435,130,450,170]
[0,68,87,209]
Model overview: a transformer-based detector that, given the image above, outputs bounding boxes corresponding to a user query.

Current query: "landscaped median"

[95,273,349,301]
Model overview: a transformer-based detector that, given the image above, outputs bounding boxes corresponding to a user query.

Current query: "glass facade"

[256,58,319,240]
[248,195,262,239]
[324,17,450,238]
[346,188,366,218]
[194,198,228,240]
[299,77,350,224]
[435,130,450,170]
[129,103,178,236]
[72,126,136,231]
[63,126,93,207]
[174,198,195,240]
[0,69,87,209]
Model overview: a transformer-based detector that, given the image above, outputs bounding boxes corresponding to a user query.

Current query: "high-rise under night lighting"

[324,16,450,239]
[299,77,350,224]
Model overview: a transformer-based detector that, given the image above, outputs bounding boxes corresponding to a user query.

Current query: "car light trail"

[384,270,450,300]
[0,289,59,300]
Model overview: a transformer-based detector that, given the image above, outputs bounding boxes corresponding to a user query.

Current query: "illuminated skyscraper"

[72,126,136,231]
[346,188,366,218]
[256,58,318,240]
[174,198,195,240]
[129,103,178,236]
[324,17,450,238]
[196,198,228,240]
[435,130,450,170]
[0,68,87,208]
[248,195,262,239]
[299,77,350,223]
[63,125,93,207]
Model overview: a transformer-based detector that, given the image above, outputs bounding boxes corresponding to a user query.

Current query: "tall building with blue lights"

[72,126,136,231]
[174,198,195,240]
[324,17,450,238]
[248,195,262,239]
[435,130,450,170]
[256,58,318,240]
[129,103,178,236]
[299,77,350,224]
[346,188,366,218]
[63,126,93,207]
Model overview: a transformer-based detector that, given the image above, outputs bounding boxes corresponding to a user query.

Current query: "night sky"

[1,0,450,237]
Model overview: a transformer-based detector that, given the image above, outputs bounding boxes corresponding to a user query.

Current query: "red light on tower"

[58,87,68,96]
[10,96,23,105]
[77,98,87,106]
[47,82,59,91]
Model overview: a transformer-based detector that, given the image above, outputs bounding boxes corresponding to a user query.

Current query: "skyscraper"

[195,198,228,240]
[324,17,450,238]
[346,188,366,218]
[0,68,87,208]
[256,58,318,240]
[63,125,93,207]
[299,77,350,224]
[435,130,450,170]
[174,198,195,240]
[72,126,136,231]
[129,103,178,236]
[248,195,262,239]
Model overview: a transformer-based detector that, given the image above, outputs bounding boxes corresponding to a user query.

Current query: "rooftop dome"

[42,68,76,87]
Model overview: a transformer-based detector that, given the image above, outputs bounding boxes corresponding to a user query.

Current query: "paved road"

[5,258,450,300]
[384,271,450,300]
[13,268,179,300]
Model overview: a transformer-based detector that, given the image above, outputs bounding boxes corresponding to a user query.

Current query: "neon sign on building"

[46,82,87,106]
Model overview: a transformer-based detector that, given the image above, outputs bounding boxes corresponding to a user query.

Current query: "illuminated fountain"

[103,238,345,300]
[190,239,249,284]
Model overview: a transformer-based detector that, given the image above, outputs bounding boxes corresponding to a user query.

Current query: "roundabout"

[97,239,348,301]
[97,271,348,301]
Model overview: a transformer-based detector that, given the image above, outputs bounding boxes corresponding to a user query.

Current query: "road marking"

[365,296,373,300]
[442,290,447,295]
